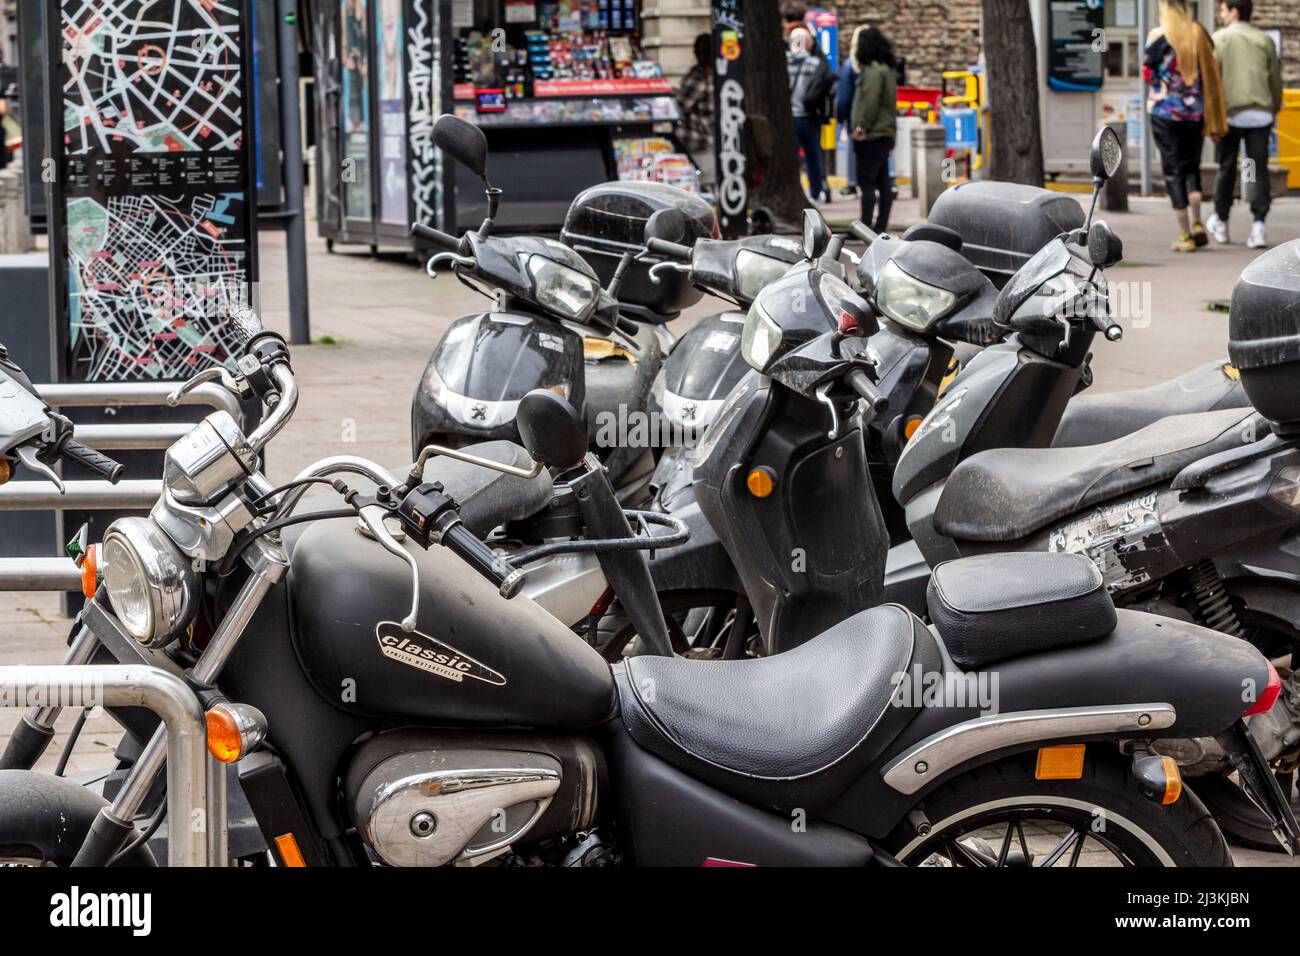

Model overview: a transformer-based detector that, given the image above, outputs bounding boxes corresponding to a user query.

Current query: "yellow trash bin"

[1279,90,1300,191]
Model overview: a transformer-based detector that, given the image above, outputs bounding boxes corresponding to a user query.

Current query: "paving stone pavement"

[3,192,1298,864]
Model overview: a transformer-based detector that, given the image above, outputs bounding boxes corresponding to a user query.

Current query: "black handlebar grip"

[845,368,889,418]
[411,223,461,252]
[62,439,125,484]
[645,237,692,261]
[442,520,524,599]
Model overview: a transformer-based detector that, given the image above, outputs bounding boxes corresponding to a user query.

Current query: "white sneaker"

[1205,213,1230,244]
[1247,221,1267,249]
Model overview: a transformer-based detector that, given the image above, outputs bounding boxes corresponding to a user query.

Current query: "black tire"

[1191,771,1288,853]
[0,770,156,866]
[887,750,1231,867]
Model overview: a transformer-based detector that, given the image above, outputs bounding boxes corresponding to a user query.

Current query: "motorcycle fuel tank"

[412,310,584,451]
[289,517,617,729]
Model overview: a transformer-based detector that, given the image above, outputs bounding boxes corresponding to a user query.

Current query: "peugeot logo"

[682,402,697,421]
[470,403,487,421]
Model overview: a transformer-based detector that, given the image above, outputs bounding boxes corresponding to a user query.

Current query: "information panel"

[46,0,258,381]
[1047,0,1105,92]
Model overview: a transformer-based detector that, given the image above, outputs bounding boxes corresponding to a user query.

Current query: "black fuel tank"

[289,518,617,729]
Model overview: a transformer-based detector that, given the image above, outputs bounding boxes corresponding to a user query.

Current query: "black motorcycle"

[2,310,1293,867]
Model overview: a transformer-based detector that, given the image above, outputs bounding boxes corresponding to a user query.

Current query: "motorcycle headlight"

[525,255,598,322]
[740,298,783,371]
[735,250,792,302]
[875,259,957,332]
[101,517,198,647]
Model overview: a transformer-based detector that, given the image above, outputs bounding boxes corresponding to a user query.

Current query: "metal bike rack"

[0,664,214,866]
[0,557,82,591]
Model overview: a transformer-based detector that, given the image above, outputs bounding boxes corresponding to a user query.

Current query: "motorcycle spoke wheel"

[907,808,1146,867]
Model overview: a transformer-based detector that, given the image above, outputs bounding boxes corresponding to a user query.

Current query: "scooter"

[409,119,718,505]
[2,309,1294,868]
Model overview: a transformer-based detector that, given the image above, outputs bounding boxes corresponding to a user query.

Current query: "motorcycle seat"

[615,604,940,813]
[1052,360,1248,448]
[935,406,1261,544]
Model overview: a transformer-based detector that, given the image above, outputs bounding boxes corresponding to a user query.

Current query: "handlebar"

[849,222,878,247]
[411,222,462,252]
[60,439,124,484]
[846,368,889,417]
[1091,311,1123,341]
[440,520,524,599]
[645,237,692,261]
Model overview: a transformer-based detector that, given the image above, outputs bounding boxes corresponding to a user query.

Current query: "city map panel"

[54,0,254,380]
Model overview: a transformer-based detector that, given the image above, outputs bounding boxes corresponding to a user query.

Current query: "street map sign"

[46,0,258,381]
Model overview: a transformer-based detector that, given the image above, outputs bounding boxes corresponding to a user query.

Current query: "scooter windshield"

[993,237,1073,328]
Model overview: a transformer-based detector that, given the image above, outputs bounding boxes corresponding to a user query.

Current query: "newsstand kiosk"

[314,0,685,249]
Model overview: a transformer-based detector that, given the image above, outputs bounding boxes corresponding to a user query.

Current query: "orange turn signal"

[903,417,924,441]
[80,544,99,599]
[1035,744,1086,780]
[206,707,243,763]
[1159,755,1183,805]
[274,833,307,867]
[746,467,776,498]
[0,459,10,486]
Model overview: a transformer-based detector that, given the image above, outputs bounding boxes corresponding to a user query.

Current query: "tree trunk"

[743,1,809,228]
[980,0,1045,185]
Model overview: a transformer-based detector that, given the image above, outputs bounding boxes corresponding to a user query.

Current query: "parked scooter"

[409,118,716,505]
[2,312,1294,867]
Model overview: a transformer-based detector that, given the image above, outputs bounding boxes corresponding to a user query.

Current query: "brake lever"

[358,503,420,632]
[15,445,64,493]
[166,366,243,407]
[648,260,691,285]
[814,382,842,441]
[426,251,475,279]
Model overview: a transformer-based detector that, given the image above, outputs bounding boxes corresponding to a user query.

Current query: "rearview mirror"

[517,390,588,470]
[1089,126,1122,182]
[434,114,489,180]
[801,208,830,260]
[1087,220,1124,268]
[645,208,688,245]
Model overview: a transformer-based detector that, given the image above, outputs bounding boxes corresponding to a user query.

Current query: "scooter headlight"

[101,517,198,647]
[735,250,793,301]
[875,259,957,332]
[740,298,783,371]
[525,255,598,322]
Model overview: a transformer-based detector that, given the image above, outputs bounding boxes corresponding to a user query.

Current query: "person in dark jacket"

[850,26,897,231]
[788,27,834,203]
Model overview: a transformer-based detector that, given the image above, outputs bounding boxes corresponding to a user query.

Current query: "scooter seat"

[935,407,1260,544]
[616,604,939,813]
[1052,360,1248,448]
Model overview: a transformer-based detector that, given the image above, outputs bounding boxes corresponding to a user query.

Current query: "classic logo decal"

[375,621,507,686]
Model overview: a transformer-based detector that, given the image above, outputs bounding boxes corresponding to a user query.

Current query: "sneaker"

[1171,234,1197,253]
[1205,213,1230,244]
[1247,221,1267,249]
[839,185,859,198]
[1190,222,1209,247]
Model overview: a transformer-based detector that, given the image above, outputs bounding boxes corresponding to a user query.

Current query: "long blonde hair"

[1159,0,1202,85]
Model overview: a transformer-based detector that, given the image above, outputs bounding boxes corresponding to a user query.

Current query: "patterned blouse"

[1144,35,1204,122]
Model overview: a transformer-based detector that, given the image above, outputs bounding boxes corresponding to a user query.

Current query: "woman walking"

[850,27,898,232]
[1144,0,1227,252]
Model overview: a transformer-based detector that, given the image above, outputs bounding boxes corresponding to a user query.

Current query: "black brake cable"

[249,476,340,514]
[217,508,358,576]
[53,707,90,777]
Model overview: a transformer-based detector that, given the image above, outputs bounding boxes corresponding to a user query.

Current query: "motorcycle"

[0,308,1293,868]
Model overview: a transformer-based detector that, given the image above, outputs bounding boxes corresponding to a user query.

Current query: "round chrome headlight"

[101,517,198,647]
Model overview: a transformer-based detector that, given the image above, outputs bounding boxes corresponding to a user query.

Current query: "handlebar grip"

[646,237,692,261]
[441,520,525,599]
[849,221,878,246]
[845,368,889,418]
[411,223,461,252]
[1092,312,1123,341]
[61,439,125,484]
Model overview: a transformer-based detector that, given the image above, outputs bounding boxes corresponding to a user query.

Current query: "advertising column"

[712,0,746,238]
[44,0,259,382]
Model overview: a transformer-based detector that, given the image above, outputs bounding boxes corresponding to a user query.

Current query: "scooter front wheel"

[887,750,1231,867]
[0,770,156,866]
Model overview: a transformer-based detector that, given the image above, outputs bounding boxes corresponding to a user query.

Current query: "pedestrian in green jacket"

[1206,0,1283,249]
[850,27,897,231]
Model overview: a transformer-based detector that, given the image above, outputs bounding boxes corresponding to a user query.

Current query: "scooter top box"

[1228,238,1300,435]
[927,181,1086,289]
[562,181,715,321]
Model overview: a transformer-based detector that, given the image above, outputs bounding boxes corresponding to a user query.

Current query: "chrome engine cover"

[353,749,562,867]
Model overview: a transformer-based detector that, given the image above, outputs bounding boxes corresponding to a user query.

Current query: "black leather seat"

[935,407,1260,543]
[1053,360,1249,448]
[616,604,939,813]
